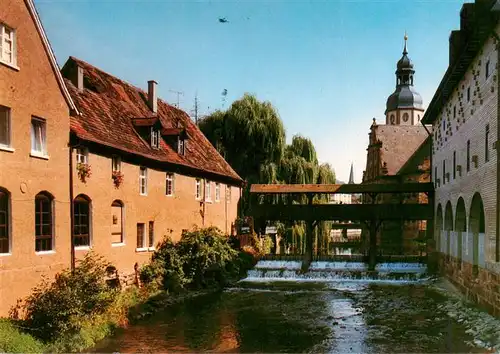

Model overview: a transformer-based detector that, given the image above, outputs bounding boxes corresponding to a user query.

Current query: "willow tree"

[316,163,336,255]
[199,94,336,255]
[200,94,286,217]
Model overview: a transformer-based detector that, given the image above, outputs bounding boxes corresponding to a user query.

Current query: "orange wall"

[0,0,72,316]
[71,148,241,277]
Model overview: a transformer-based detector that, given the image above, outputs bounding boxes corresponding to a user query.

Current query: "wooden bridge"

[248,182,434,271]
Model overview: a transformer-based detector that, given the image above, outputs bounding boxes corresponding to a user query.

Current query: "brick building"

[362,36,431,254]
[422,0,500,315]
[0,0,242,316]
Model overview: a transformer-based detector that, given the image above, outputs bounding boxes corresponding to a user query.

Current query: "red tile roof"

[61,57,242,185]
[374,124,429,175]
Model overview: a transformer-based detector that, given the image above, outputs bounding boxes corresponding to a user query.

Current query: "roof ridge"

[69,56,184,114]
[26,0,79,115]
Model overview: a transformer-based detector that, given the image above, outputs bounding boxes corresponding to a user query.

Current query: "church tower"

[385,34,424,125]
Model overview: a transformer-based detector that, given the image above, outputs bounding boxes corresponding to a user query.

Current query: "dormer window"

[151,127,160,149]
[178,137,185,155]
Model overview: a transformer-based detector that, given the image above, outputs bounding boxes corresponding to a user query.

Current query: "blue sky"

[36,0,467,183]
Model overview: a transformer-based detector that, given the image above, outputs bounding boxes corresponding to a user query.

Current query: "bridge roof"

[250,183,434,194]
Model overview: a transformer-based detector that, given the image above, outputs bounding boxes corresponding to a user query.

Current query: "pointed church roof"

[348,163,354,184]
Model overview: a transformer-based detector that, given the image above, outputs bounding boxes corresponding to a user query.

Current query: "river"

[92,276,500,353]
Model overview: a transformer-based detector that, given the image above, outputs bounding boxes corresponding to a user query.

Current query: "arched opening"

[74,194,91,247]
[469,193,485,276]
[444,201,453,257]
[435,204,443,253]
[35,191,54,252]
[455,197,466,265]
[111,200,124,244]
[0,187,10,254]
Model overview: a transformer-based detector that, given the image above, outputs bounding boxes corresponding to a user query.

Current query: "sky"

[35,0,468,183]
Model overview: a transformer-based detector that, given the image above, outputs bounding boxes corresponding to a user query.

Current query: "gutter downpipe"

[421,118,434,257]
[69,143,75,273]
[491,28,500,262]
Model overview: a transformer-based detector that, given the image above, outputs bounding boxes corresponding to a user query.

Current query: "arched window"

[111,200,124,244]
[74,194,91,247]
[402,113,409,123]
[35,192,54,252]
[0,188,10,254]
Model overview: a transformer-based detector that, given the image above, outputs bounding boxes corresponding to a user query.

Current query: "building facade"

[0,0,242,316]
[423,0,500,316]
[362,38,431,254]
[0,0,79,318]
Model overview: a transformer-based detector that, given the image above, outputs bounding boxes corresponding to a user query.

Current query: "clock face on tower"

[403,113,409,122]
[390,114,395,124]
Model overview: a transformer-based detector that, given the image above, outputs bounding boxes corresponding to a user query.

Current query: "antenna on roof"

[169,89,184,108]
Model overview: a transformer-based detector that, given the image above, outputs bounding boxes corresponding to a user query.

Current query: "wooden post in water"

[302,195,315,272]
[368,220,378,271]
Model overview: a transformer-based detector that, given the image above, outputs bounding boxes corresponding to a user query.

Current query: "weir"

[242,260,430,283]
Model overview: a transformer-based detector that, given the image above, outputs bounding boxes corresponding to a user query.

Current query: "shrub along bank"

[0,227,257,353]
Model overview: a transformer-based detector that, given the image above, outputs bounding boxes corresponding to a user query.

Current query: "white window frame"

[178,137,185,155]
[205,180,212,202]
[151,128,160,149]
[195,179,202,200]
[215,183,220,202]
[0,23,17,69]
[139,167,148,196]
[112,156,121,172]
[166,173,174,196]
[76,148,88,164]
[30,117,47,158]
[0,105,11,150]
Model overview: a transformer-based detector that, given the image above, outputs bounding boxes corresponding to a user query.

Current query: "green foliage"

[200,93,285,182]
[178,227,239,288]
[0,319,45,353]
[140,236,187,293]
[285,135,318,164]
[141,227,256,292]
[252,234,274,255]
[21,252,119,342]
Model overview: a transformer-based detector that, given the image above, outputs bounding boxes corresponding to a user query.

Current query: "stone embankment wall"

[438,254,500,317]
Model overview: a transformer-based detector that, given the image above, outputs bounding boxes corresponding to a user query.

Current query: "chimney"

[148,80,158,113]
[76,65,84,92]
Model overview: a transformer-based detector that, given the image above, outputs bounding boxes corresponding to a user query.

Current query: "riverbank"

[0,228,258,353]
[0,286,222,353]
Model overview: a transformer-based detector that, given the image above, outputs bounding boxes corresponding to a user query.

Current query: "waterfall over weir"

[242,260,430,283]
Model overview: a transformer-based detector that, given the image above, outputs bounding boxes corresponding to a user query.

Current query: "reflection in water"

[92,281,500,353]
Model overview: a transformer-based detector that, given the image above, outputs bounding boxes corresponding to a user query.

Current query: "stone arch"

[455,197,466,263]
[444,201,453,256]
[469,193,485,276]
[435,204,443,252]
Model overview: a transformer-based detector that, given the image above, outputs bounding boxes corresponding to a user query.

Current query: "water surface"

[92,280,500,353]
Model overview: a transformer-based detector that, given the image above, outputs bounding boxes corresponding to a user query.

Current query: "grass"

[0,318,45,353]
[0,287,149,353]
